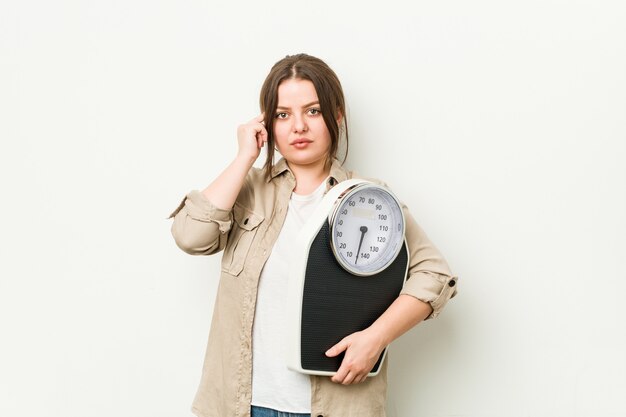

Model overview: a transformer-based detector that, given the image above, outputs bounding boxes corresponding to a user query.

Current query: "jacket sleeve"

[167,190,233,256]
[399,201,458,320]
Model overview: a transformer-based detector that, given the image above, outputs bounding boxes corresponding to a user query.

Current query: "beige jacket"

[168,157,458,417]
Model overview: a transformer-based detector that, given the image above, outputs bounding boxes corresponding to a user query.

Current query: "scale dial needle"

[355,225,368,265]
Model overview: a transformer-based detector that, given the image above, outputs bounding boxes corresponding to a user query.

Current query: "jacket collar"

[267,156,348,187]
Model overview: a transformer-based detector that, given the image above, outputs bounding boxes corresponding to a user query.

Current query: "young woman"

[168,53,458,417]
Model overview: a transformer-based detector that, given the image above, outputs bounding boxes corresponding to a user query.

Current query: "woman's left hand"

[325,328,387,385]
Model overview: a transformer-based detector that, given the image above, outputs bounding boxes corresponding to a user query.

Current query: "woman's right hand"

[237,113,268,161]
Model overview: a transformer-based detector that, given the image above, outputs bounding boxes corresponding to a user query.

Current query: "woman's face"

[273,78,333,168]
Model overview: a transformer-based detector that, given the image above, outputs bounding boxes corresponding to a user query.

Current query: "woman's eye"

[275,112,287,119]
[308,108,321,115]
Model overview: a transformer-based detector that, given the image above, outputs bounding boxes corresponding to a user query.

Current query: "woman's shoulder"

[345,168,390,188]
[329,159,388,188]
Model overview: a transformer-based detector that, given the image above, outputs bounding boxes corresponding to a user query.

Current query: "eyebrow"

[276,101,320,110]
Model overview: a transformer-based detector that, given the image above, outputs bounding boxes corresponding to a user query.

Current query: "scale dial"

[329,183,406,276]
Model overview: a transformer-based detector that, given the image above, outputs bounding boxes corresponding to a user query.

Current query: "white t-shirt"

[251,178,328,413]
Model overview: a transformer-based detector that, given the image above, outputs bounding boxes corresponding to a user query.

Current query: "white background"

[1,1,625,416]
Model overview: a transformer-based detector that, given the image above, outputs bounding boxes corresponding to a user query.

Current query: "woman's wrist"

[364,324,392,350]
[235,152,257,167]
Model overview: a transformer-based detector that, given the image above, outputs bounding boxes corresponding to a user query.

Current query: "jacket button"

[448,279,456,287]
[244,218,249,225]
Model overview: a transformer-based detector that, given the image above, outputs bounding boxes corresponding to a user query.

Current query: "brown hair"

[259,53,349,181]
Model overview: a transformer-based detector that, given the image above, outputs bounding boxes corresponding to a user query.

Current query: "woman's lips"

[291,139,312,149]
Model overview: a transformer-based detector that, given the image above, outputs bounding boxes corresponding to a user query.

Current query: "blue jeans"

[250,405,311,417]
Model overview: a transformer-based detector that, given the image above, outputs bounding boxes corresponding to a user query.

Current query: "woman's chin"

[284,152,327,167]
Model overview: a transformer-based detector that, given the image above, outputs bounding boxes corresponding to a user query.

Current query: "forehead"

[277,78,318,106]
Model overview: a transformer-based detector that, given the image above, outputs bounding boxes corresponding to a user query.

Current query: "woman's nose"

[292,115,308,132]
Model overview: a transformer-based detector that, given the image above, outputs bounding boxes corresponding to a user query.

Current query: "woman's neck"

[288,157,330,194]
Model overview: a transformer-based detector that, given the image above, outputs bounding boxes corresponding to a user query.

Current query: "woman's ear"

[336,110,343,125]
